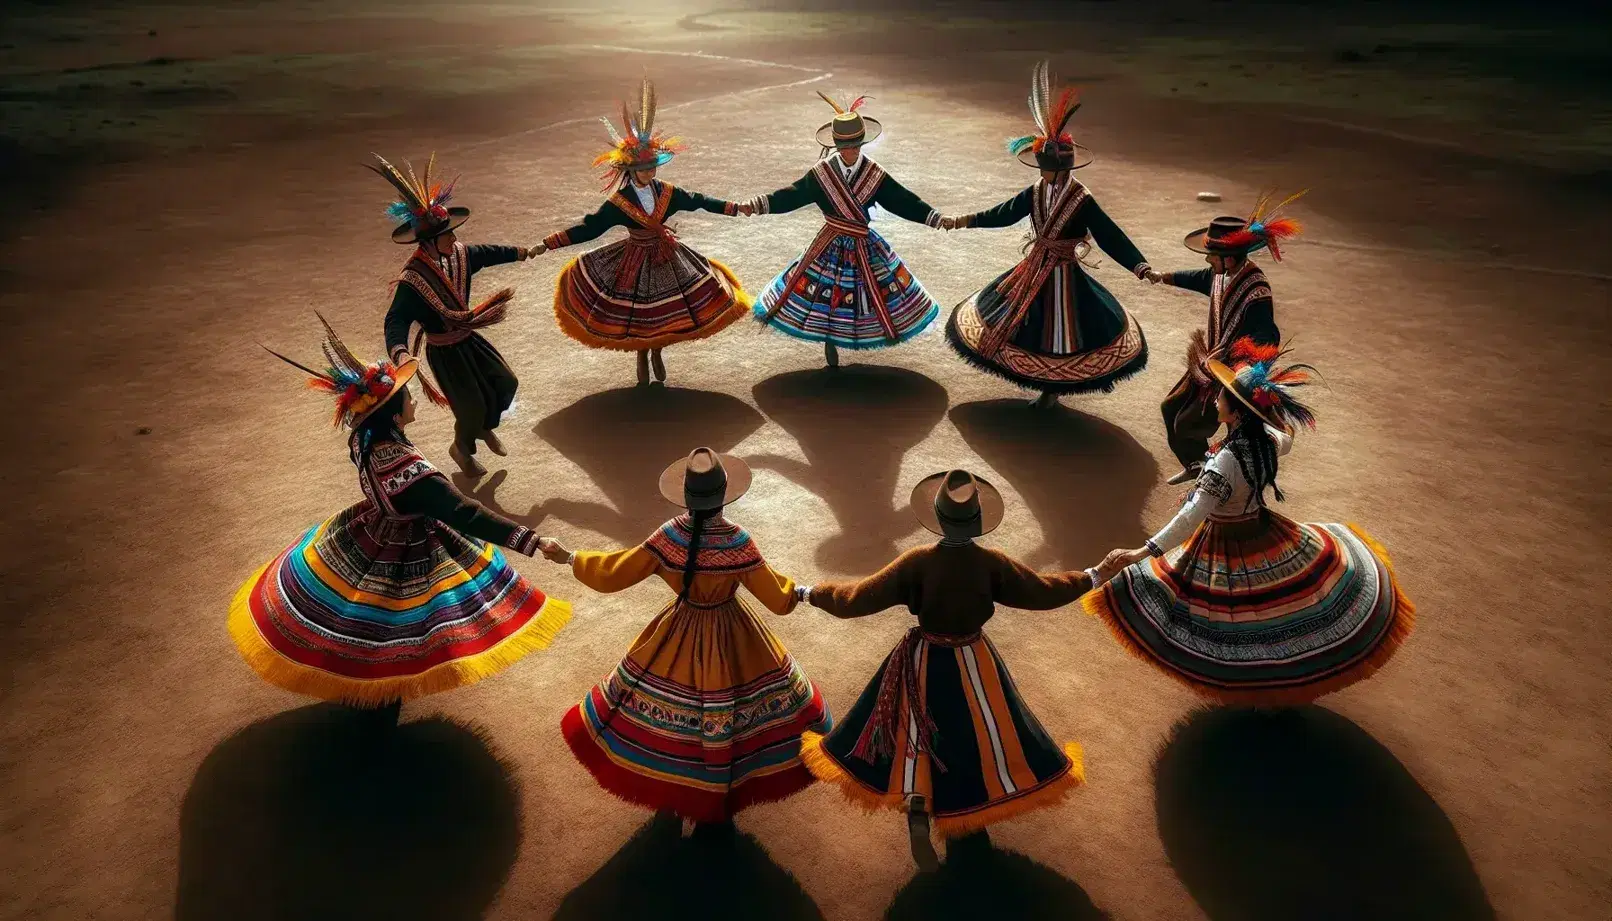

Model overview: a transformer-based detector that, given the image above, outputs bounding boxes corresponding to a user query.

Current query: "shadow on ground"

[553,812,824,921]
[884,839,1109,921]
[1154,705,1495,921]
[750,365,949,571]
[176,704,521,921]
[535,386,765,547]
[948,400,1157,571]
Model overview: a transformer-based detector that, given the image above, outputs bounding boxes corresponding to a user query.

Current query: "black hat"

[367,152,472,245]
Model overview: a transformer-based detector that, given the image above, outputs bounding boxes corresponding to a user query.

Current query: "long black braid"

[678,506,720,603]
[1226,411,1285,502]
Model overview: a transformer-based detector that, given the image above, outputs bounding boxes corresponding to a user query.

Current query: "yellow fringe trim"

[1082,523,1415,706]
[800,733,1086,837]
[552,256,754,352]
[227,562,573,706]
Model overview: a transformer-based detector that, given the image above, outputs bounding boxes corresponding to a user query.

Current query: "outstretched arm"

[953,185,1034,230]
[1162,267,1214,296]
[873,174,944,228]
[745,170,820,216]
[391,474,544,556]
[808,551,915,619]
[740,563,801,615]
[669,186,743,217]
[466,243,528,274]
[988,549,1094,610]
[568,544,661,593]
[1083,197,1152,279]
[541,201,628,250]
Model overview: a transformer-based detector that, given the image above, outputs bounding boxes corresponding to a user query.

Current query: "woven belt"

[764,213,895,341]
[978,233,1087,358]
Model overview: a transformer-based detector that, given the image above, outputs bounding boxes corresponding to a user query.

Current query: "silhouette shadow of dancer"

[449,468,544,523]
[1154,706,1496,921]
[750,365,949,571]
[553,812,825,921]
[534,387,765,548]
[884,837,1109,921]
[948,400,1157,571]
[176,704,521,921]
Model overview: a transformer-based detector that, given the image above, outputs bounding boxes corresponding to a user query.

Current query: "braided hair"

[1225,410,1285,502]
[677,505,721,603]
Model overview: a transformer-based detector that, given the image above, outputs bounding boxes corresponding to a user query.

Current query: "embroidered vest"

[642,515,765,574]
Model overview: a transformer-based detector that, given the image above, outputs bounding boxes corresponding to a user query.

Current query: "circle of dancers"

[233,62,1416,872]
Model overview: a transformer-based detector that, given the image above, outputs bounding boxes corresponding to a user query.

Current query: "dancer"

[1087,339,1414,704]
[538,448,830,832]
[800,470,1111,871]
[1151,191,1303,484]
[533,77,752,387]
[743,92,943,367]
[231,316,571,719]
[942,61,1152,408]
[374,153,537,478]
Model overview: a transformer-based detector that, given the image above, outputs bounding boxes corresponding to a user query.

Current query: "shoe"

[905,795,941,873]
[481,429,507,457]
[450,442,486,478]
[1166,464,1201,486]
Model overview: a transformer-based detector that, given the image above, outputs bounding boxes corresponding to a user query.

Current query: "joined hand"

[537,537,571,564]
[524,243,547,259]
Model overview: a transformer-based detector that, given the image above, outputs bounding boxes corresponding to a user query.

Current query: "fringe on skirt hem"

[943,312,1149,395]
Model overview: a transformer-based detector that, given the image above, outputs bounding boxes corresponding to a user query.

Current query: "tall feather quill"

[816,90,845,114]
[639,77,655,137]
[1028,60,1049,134]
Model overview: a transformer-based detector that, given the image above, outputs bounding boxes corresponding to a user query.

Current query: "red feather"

[1228,338,1281,365]
[849,95,870,112]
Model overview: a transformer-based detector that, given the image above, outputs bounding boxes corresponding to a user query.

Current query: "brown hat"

[658,447,752,510]
[910,470,1004,538]
[813,91,882,149]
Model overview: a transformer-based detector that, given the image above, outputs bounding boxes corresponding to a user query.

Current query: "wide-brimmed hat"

[814,91,882,148]
[1184,189,1308,260]
[1205,338,1319,434]
[367,152,471,245]
[910,470,1004,538]
[1008,61,1092,171]
[1016,139,1094,171]
[593,77,688,190]
[264,313,421,429]
[658,447,752,510]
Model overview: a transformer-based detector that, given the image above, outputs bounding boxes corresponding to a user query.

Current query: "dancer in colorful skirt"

[533,77,752,387]
[231,315,571,718]
[374,153,538,478]
[801,469,1112,871]
[941,62,1152,409]
[1150,191,1304,484]
[742,92,944,368]
[1086,338,1414,704]
[537,448,830,831]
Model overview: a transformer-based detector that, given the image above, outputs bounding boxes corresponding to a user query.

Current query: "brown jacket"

[808,542,1092,635]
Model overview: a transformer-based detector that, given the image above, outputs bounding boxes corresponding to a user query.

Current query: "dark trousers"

[1161,370,1219,470]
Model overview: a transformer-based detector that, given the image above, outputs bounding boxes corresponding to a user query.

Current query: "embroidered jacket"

[748,156,942,227]
[542,181,740,249]
[358,439,542,556]
[568,515,798,612]
[1145,425,1295,556]
[961,178,1152,279]
[1163,260,1280,350]
[383,242,525,363]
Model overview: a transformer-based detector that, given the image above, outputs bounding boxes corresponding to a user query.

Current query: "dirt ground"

[2,4,1610,920]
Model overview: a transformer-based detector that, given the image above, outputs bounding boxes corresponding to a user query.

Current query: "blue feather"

[1006,135,1036,154]
[386,200,413,222]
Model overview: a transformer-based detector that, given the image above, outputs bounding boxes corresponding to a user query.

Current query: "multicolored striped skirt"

[229,502,571,705]
[800,629,1083,837]
[561,596,831,822]
[754,228,938,349]
[554,239,751,351]
[946,265,1147,394]
[1084,511,1414,704]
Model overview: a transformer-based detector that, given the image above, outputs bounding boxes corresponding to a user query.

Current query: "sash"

[764,159,897,341]
[1206,261,1269,348]
[610,182,680,288]
[850,627,982,771]
[976,178,1090,358]
[392,241,513,404]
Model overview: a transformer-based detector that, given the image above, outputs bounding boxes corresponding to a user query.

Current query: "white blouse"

[1147,426,1294,554]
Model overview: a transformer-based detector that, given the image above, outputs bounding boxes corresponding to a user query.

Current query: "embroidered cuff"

[1132,262,1153,280]
[722,200,739,216]
[566,551,577,565]
[508,527,543,557]
[1084,567,1101,586]
[924,210,942,229]
[748,195,771,216]
[389,345,411,364]
[543,231,571,249]
[794,585,813,603]
[1144,539,1164,558]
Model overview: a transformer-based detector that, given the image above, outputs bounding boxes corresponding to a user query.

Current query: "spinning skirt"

[1084,511,1414,705]
[946,266,1147,394]
[229,503,571,705]
[554,240,751,351]
[562,596,831,822]
[755,228,938,349]
[801,630,1083,838]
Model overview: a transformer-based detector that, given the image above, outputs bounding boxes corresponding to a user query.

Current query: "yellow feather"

[816,89,845,114]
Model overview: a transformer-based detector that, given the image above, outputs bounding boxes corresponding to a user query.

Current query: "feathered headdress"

[1217,338,1320,432]
[814,91,881,150]
[593,76,687,190]
[817,90,871,117]
[367,152,460,239]
[1006,60,1081,161]
[1216,189,1308,261]
[263,313,418,429]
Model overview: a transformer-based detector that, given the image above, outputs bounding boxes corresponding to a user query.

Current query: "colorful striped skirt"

[229,503,571,705]
[1084,511,1414,705]
[561,596,831,822]
[946,266,1147,394]
[554,239,751,351]
[801,630,1083,837]
[754,228,938,349]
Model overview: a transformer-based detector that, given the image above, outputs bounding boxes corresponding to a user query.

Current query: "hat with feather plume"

[367,152,470,245]
[1185,189,1308,260]
[593,77,688,190]
[1206,337,1319,434]
[815,91,882,149]
[263,314,420,429]
[1007,61,1092,171]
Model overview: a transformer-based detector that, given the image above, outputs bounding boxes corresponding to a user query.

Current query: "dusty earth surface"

[2,3,1610,920]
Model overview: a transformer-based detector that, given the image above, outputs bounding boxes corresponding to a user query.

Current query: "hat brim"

[815,117,883,149]
[658,452,753,510]
[910,472,1005,538]
[1206,358,1288,433]
[1016,143,1094,170]
[392,207,471,245]
[1184,226,1267,256]
[623,151,676,172]
[349,360,419,427]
